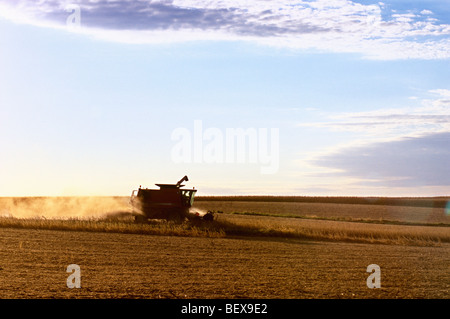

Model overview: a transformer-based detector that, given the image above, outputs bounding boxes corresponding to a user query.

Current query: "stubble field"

[0,196,449,299]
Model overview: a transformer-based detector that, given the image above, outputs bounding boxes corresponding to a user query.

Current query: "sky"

[0,0,449,197]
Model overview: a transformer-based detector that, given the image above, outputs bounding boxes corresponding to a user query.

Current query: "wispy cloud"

[0,0,449,59]
[300,89,450,189]
[299,89,450,137]
[310,132,450,188]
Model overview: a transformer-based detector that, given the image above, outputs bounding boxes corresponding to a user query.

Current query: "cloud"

[311,132,450,187]
[299,89,450,137]
[429,89,450,97]
[0,0,449,59]
[420,9,433,16]
[300,89,450,189]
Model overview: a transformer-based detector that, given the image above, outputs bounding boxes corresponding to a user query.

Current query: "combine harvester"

[130,176,214,223]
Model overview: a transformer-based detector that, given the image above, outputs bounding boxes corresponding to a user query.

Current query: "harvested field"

[0,196,449,299]
[0,227,449,299]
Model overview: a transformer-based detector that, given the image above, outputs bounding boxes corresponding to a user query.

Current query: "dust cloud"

[0,196,132,219]
[189,207,210,217]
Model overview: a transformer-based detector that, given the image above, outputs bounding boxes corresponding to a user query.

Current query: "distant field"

[194,196,450,225]
[195,195,450,208]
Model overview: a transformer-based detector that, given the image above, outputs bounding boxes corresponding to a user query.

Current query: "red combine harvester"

[130,176,213,222]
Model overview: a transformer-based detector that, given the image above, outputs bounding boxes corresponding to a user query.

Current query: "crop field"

[0,196,449,299]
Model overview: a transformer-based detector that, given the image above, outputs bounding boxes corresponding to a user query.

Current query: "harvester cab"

[130,176,213,222]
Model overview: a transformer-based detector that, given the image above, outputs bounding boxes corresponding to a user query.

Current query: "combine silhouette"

[130,176,214,222]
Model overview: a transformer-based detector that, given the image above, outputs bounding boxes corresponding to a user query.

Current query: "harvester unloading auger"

[130,176,214,222]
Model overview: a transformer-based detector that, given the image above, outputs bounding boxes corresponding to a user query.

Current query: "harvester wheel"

[165,209,186,223]
[202,212,214,222]
[134,214,146,223]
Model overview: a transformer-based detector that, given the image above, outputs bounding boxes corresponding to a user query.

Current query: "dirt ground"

[0,227,448,299]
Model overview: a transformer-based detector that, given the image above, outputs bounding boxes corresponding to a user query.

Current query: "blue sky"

[0,0,449,197]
